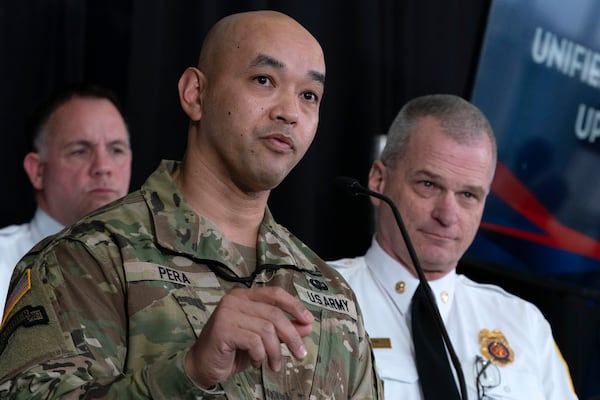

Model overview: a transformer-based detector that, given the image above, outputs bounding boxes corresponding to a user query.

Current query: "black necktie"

[411,283,461,399]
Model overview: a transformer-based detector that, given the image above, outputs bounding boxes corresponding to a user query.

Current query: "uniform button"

[395,281,406,293]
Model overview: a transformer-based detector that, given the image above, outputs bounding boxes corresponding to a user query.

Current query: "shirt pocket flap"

[374,349,418,383]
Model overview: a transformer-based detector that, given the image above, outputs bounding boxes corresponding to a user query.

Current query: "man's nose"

[431,193,459,226]
[271,90,299,125]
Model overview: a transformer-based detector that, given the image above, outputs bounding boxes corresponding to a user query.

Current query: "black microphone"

[335,176,368,196]
[335,176,467,400]
[335,177,421,276]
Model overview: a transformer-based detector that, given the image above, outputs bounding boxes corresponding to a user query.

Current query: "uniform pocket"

[373,349,422,398]
[477,368,544,400]
[375,349,418,383]
[171,285,225,336]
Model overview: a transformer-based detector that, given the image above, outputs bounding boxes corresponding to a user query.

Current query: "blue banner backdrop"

[467,0,600,289]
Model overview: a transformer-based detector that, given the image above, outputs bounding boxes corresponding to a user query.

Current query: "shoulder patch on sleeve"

[1,269,32,327]
[0,305,49,355]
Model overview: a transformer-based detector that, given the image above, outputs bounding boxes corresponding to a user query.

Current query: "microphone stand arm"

[351,184,468,400]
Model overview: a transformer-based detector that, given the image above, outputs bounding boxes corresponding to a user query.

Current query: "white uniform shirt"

[329,239,578,400]
[0,208,63,306]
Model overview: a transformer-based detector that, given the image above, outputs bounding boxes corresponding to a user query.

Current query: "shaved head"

[175,9,326,196]
[198,11,324,79]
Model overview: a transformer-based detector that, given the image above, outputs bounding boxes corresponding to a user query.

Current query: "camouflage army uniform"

[0,160,382,399]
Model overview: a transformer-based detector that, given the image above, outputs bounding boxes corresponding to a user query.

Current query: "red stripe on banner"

[481,162,600,260]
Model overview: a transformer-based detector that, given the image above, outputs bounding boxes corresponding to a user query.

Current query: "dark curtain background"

[0,0,488,258]
[1,1,598,398]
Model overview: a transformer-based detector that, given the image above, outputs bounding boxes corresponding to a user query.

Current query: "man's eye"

[255,76,271,85]
[303,92,318,102]
[110,147,127,155]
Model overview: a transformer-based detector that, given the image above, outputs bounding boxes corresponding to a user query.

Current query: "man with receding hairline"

[330,94,576,399]
[0,10,382,399]
[0,83,132,306]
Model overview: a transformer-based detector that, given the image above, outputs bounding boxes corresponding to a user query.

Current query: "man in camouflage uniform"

[0,10,382,399]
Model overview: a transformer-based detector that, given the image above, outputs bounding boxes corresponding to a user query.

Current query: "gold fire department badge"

[479,329,514,366]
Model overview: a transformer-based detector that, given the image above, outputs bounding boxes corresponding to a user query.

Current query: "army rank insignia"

[479,328,515,365]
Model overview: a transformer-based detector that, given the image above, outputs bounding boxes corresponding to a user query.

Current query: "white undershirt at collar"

[31,208,64,242]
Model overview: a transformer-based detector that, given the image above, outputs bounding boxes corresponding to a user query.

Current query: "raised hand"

[184,286,314,388]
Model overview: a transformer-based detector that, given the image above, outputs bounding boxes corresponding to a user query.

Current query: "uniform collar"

[364,237,457,321]
[141,160,319,276]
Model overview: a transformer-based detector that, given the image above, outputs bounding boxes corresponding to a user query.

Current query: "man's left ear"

[178,67,205,121]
